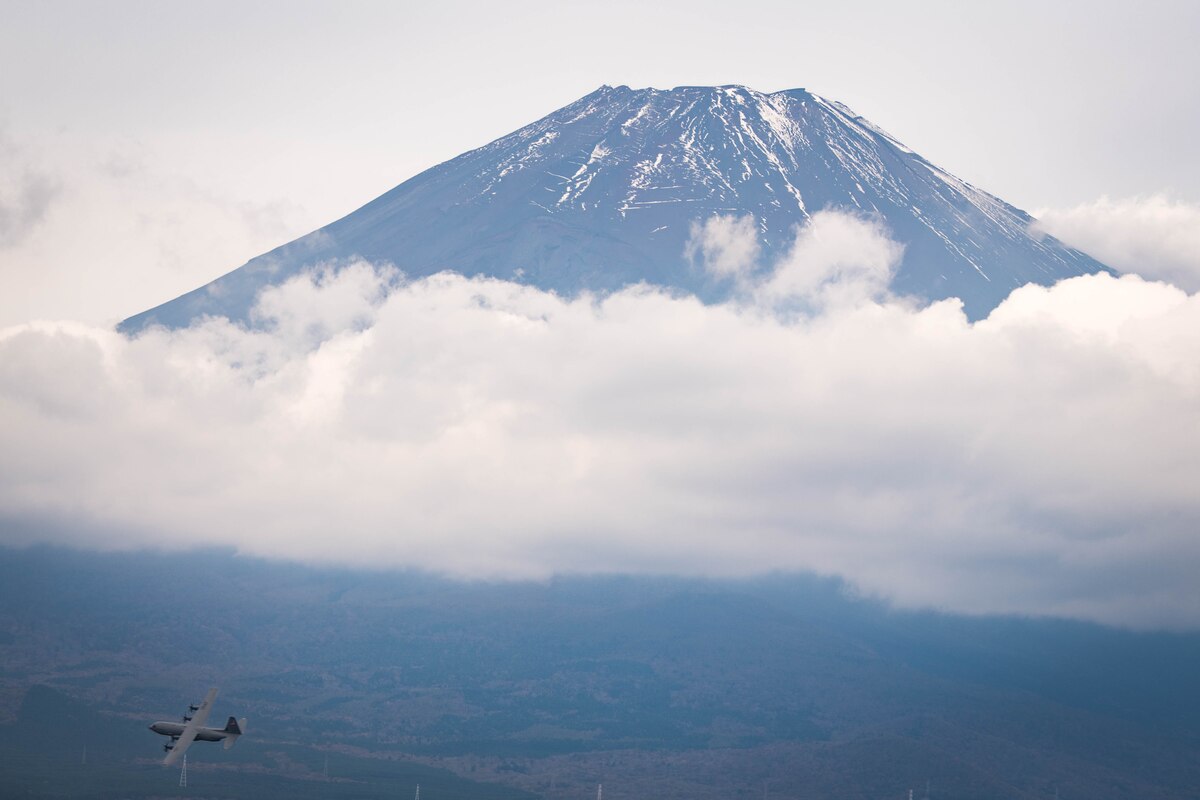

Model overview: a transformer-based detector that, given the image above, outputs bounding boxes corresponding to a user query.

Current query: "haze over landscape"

[2,2,1200,798]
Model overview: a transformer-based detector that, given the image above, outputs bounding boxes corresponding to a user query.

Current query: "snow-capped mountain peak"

[120,85,1107,331]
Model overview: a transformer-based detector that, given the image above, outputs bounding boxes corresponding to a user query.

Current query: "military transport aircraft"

[149,687,246,765]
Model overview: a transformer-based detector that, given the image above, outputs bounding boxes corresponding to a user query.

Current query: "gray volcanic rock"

[120,84,1108,331]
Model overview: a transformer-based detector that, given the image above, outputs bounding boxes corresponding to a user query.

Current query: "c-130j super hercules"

[149,688,246,765]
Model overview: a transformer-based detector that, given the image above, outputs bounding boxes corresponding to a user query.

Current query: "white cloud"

[3,213,1200,629]
[754,210,904,310]
[1033,194,1200,291]
[0,132,60,248]
[686,210,905,312]
[685,214,761,282]
[0,129,315,328]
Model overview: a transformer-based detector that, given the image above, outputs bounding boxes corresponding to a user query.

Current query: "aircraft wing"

[163,687,218,766]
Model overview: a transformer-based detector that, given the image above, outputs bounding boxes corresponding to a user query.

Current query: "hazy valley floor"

[2,547,1199,799]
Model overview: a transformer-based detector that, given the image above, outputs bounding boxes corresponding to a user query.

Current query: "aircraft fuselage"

[149,720,235,743]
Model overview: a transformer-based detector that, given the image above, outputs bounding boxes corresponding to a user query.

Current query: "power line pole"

[179,753,188,788]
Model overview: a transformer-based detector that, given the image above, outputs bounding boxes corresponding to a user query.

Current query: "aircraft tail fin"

[217,716,245,751]
[222,718,246,750]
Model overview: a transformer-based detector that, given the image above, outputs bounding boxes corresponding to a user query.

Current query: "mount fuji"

[120,84,1108,331]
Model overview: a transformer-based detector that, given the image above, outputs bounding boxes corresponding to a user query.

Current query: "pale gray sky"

[1,0,1198,324]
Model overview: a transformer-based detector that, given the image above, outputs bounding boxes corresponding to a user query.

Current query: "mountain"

[120,85,1108,332]
[3,548,1200,799]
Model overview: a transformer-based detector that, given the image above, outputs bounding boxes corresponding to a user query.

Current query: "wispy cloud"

[3,212,1200,629]
[0,129,312,326]
[0,133,60,248]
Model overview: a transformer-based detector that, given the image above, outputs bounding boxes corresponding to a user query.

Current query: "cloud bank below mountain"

[3,211,1199,629]
[1034,194,1200,291]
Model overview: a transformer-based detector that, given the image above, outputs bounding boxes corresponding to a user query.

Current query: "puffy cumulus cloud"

[3,213,1200,629]
[755,210,904,311]
[685,213,761,281]
[686,209,906,312]
[1033,194,1200,291]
